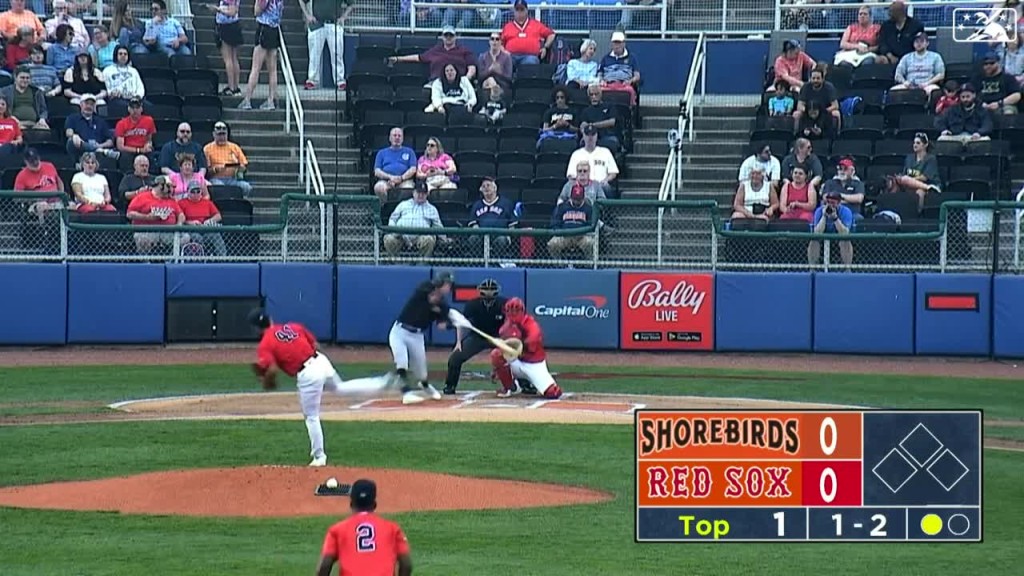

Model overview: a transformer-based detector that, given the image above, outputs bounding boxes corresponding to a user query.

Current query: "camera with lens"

[824,204,838,219]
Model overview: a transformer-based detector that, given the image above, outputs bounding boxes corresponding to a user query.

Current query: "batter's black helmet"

[432,271,455,287]
[478,278,500,296]
[247,308,271,328]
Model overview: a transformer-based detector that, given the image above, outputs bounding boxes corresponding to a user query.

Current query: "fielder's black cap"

[247,308,269,327]
[350,478,377,508]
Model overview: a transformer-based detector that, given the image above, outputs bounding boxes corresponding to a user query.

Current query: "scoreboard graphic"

[635,409,982,542]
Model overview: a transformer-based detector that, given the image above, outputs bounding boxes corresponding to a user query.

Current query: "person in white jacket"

[102,45,145,110]
[426,63,476,114]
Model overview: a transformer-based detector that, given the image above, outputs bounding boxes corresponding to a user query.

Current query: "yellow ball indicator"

[920,514,943,536]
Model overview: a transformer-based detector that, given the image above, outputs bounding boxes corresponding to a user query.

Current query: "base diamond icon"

[872,448,917,493]
[926,448,971,491]
[899,423,944,467]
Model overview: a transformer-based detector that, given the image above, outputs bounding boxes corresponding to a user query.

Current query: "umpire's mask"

[478,278,500,301]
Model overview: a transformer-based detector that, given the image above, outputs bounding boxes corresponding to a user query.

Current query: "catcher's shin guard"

[489,348,515,391]
[543,383,563,399]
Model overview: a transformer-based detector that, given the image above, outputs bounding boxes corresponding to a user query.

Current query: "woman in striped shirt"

[238,0,283,110]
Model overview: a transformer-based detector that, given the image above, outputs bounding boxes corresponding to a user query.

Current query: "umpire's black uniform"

[444,283,507,394]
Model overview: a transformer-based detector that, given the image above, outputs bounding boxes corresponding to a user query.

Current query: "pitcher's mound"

[0,466,612,518]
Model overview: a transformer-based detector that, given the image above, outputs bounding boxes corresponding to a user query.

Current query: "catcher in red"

[490,297,564,399]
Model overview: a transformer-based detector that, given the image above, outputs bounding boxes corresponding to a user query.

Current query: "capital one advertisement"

[525,269,619,349]
[620,273,715,350]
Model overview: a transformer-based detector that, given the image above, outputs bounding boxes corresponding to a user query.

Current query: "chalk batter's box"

[634,409,983,543]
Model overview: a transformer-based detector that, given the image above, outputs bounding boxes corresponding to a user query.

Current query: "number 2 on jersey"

[356,523,376,552]
[274,325,299,343]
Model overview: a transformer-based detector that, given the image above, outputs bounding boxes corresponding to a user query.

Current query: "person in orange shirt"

[0,0,46,43]
[500,0,554,67]
[317,479,413,576]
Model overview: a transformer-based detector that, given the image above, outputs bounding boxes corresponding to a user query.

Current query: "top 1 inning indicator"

[634,409,982,543]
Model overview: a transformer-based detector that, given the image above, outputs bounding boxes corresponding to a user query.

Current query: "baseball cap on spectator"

[582,124,598,136]
[128,97,142,107]
[611,31,626,42]
[80,93,96,103]
[983,52,1000,63]
[441,25,456,36]
[187,181,203,194]
[351,478,377,509]
[825,189,842,200]
[913,31,928,41]
[570,183,585,201]
[513,0,528,9]
[23,147,40,166]
[961,83,976,93]
[783,39,801,52]
[214,121,228,133]
[838,158,855,169]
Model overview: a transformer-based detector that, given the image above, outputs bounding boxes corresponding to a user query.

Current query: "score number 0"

[771,418,886,537]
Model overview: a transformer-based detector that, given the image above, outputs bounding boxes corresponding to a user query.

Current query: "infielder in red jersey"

[490,297,564,399]
[249,309,391,467]
[317,479,413,576]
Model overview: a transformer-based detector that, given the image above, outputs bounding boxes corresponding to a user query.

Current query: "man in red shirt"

[388,25,476,81]
[126,174,185,254]
[114,98,156,158]
[249,309,393,466]
[317,478,413,576]
[14,147,66,220]
[178,184,227,257]
[500,0,555,67]
[489,297,564,399]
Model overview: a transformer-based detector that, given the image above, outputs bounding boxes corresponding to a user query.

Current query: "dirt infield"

[0,466,612,518]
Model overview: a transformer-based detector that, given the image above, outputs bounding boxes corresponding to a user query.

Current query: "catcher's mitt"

[252,363,278,390]
[502,338,523,361]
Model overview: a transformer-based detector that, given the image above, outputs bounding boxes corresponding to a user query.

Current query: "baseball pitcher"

[489,297,564,399]
[387,271,455,404]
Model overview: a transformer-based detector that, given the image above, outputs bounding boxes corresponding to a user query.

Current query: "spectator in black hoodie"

[876,1,924,65]
[936,84,994,144]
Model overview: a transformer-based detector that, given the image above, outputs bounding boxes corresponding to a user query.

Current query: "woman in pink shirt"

[416,137,458,196]
[779,164,817,223]
[771,39,816,92]
[834,5,881,67]
[168,154,210,200]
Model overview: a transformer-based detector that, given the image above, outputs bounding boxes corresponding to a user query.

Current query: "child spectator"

[768,80,795,116]
[934,80,960,116]
[797,102,834,140]
[24,45,61,96]
[479,83,506,124]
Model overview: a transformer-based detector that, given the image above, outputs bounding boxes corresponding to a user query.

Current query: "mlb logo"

[953,8,1018,43]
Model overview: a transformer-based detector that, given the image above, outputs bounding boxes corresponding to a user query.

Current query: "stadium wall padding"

[813,273,916,355]
[0,263,67,345]
[67,263,165,344]
[915,274,991,357]
[165,264,261,298]
[715,272,813,352]
[2,264,1015,357]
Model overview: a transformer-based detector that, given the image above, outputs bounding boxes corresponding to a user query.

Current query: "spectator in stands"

[441,0,480,29]
[0,0,44,44]
[238,0,282,111]
[426,63,476,114]
[5,25,34,72]
[972,52,1022,115]
[477,31,512,91]
[598,30,641,106]
[144,0,191,56]
[46,23,80,73]
[179,183,227,257]
[2,66,49,130]
[500,0,554,67]
[738,143,782,187]
[298,0,353,91]
[204,121,251,197]
[71,151,116,212]
[547,183,595,258]
[416,136,458,195]
[383,182,444,257]
[115,97,155,158]
[821,157,865,217]
[168,154,210,200]
[120,153,155,202]
[768,80,795,116]
[769,39,815,92]
[15,147,67,221]
[890,32,944,96]
[895,131,941,210]
[207,0,243,95]
[808,189,855,268]
[44,0,88,50]
[0,96,23,155]
[127,175,187,254]
[779,164,817,223]
[781,138,823,188]
[159,122,206,176]
[566,39,599,91]
[388,25,477,82]
[559,160,605,204]
[25,46,61,97]
[538,87,577,147]
[875,1,923,66]
[65,94,118,158]
[731,166,778,221]
[996,35,1024,86]
[63,52,106,106]
[936,84,994,143]
[102,46,144,108]
[467,177,516,252]
[567,125,620,198]
[87,25,118,70]
[373,127,417,201]
[111,0,147,55]
[796,102,836,141]
[395,0,442,28]
[834,5,880,68]
[479,84,507,125]
[792,67,840,136]
[934,79,960,116]
[579,84,620,151]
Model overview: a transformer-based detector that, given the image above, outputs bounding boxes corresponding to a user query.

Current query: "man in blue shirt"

[143,0,192,56]
[547,183,595,258]
[64,94,118,159]
[372,127,417,202]
[809,189,855,268]
[467,177,516,253]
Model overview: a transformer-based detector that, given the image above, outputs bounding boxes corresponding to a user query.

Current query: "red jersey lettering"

[127,193,182,225]
[321,512,410,576]
[115,115,157,149]
[255,322,317,377]
[499,314,546,362]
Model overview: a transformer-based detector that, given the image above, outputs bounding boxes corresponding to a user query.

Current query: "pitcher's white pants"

[307,23,345,86]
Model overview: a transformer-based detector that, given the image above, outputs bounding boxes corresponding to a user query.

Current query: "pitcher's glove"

[252,363,277,390]
[502,338,524,361]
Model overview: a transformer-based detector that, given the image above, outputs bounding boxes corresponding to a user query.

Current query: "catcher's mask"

[478,278,500,300]
[504,297,525,320]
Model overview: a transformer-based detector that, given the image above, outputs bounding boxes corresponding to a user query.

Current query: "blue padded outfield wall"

[1,263,1021,357]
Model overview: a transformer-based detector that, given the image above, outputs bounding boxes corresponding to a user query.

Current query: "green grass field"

[0,362,1021,575]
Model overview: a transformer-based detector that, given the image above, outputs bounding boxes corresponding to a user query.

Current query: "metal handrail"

[305,140,329,259]
[277,28,306,185]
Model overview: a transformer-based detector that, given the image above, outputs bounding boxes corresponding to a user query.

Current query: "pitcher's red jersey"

[321,511,411,576]
[255,322,317,377]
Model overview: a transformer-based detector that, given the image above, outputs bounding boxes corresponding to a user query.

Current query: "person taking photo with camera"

[808,189,855,269]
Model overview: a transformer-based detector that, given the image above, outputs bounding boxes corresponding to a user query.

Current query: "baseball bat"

[467,325,519,356]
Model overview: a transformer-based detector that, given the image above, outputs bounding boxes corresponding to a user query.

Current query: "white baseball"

[326,477,338,489]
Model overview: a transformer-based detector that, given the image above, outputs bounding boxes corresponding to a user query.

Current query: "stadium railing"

[2,192,1022,273]
[278,28,306,187]
[304,140,331,260]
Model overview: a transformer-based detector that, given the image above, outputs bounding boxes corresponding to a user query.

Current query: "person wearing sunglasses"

[477,32,512,91]
[159,122,207,177]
